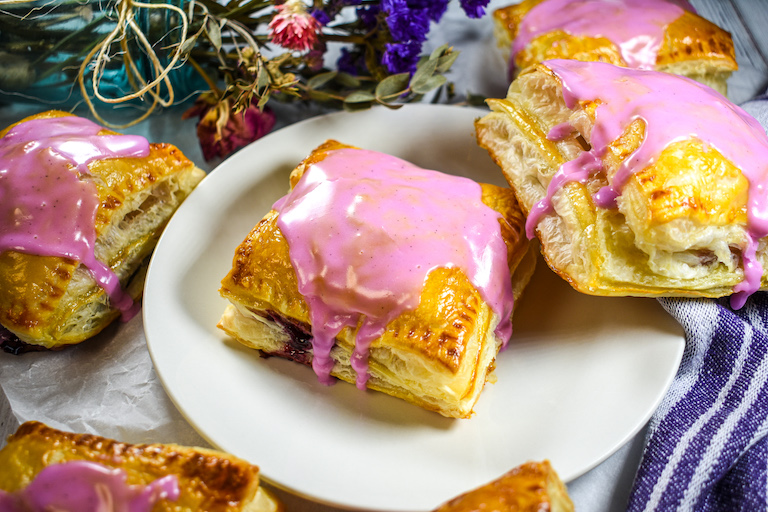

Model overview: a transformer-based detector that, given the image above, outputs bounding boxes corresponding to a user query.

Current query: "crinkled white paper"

[0,315,208,447]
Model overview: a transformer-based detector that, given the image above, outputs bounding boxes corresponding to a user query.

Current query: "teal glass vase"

[0,0,205,107]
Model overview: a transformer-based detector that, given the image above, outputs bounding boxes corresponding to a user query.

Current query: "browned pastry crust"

[434,460,575,512]
[493,0,737,94]
[218,140,537,419]
[475,64,760,298]
[0,421,280,512]
[0,110,205,349]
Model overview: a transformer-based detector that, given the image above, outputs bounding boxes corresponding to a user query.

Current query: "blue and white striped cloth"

[627,94,768,512]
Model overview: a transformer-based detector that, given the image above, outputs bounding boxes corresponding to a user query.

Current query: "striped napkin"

[627,94,768,511]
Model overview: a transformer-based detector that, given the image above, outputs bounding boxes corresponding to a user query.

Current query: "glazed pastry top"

[494,0,737,90]
[532,60,768,305]
[0,110,204,348]
[512,0,692,69]
[272,141,516,388]
[0,112,150,318]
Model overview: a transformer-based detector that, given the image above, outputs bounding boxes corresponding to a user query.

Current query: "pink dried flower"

[269,0,321,52]
[183,95,276,161]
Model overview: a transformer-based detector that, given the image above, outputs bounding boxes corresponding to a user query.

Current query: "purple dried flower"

[385,4,430,43]
[337,47,367,75]
[459,0,490,18]
[311,8,332,25]
[408,0,449,22]
[381,41,422,74]
[356,5,381,29]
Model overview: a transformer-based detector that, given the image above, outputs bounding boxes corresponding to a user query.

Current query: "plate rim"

[144,103,685,511]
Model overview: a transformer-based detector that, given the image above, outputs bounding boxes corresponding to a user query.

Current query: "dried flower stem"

[78,0,189,128]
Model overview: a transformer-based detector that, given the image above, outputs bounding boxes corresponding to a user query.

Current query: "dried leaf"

[436,50,459,74]
[205,17,222,51]
[410,58,438,93]
[344,91,376,103]
[308,89,336,102]
[411,74,446,94]
[430,43,449,61]
[308,71,338,89]
[379,102,404,110]
[179,34,198,56]
[466,92,489,107]
[257,90,272,109]
[256,66,270,90]
[375,73,410,100]
[336,72,361,88]
[343,101,372,112]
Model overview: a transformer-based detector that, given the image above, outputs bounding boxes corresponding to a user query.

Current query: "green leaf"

[257,91,271,109]
[307,71,337,90]
[205,18,222,51]
[410,57,438,93]
[411,74,446,95]
[344,91,376,103]
[307,89,336,102]
[179,34,198,56]
[375,73,410,100]
[436,51,459,73]
[343,101,373,112]
[336,72,361,88]
[378,102,404,110]
[430,43,449,61]
[466,92,489,107]
[256,67,271,90]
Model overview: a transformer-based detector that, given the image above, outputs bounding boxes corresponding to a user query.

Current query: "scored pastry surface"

[219,140,536,418]
[492,0,737,94]
[0,110,205,349]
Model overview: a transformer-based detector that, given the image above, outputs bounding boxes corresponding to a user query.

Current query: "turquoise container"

[0,0,205,106]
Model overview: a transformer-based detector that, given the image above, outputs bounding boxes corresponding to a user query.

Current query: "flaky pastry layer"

[434,460,574,512]
[219,140,536,418]
[475,64,764,298]
[0,111,205,349]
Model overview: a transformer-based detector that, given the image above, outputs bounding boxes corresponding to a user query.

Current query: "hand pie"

[218,140,536,419]
[434,460,574,512]
[475,60,768,308]
[0,110,205,351]
[0,421,280,512]
[492,0,737,95]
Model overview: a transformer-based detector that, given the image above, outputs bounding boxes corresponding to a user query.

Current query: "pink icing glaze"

[0,460,179,512]
[512,0,693,72]
[526,59,768,308]
[547,122,576,141]
[273,147,514,389]
[0,116,151,319]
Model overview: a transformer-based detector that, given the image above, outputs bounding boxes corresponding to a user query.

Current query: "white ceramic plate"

[144,104,685,512]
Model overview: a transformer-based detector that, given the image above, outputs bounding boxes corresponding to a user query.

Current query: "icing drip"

[512,0,691,71]
[274,147,514,388]
[527,59,768,308]
[0,460,179,512]
[0,116,150,319]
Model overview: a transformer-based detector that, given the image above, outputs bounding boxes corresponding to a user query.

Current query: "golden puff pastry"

[0,110,205,351]
[434,460,574,512]
[218,140,536,419]
[0,421,281,512]
[493,0,737,95]
[475,60,768,308]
